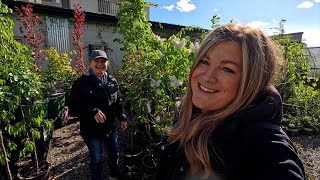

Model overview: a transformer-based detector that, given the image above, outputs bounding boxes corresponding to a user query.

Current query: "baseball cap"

[89,50,108,61]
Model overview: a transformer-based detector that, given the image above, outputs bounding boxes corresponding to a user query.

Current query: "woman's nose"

[203,68,217,83]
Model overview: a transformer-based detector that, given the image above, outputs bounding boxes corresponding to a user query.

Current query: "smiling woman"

[191,41,242,112]
[156,23,306,180]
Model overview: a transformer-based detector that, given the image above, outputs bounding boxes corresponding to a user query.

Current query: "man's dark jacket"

[69,72,127,138]
[156,86,305,180]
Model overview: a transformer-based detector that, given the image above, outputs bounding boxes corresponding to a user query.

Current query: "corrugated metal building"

[4,0,159,73]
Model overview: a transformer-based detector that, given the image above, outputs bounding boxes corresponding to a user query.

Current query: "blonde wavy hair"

[167,23,283,178]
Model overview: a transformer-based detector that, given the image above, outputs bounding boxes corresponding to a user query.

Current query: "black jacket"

[156,87,305,180]
[69,72,127,138]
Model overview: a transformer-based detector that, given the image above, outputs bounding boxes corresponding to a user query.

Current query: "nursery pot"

[142,154,156,169]
[48,92,65,119]
[302,127,314,136]
[121,146,143,167]
[17,161,50,180]
[64,88,72,107]
[34,125,54,161]
[121,146,143,179]
[142,154,157,179]
[286,127,299,136]
[35,99,49,119]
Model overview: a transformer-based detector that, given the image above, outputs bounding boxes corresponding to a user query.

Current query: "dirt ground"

[47,121,91,179]
[47,121,320,180]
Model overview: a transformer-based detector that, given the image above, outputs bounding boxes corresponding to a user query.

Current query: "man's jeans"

[83,130,119,180]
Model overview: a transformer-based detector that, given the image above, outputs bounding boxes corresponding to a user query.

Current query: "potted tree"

[16,101,52,180]
[116,0,195,145]
[0,2,52,179]
[0,131,13,180]
[40,48,78,127]
[301,115,316,136]
[120,100,144,173]
[286,116,301,136]
[116,2,199,179]
[141,148,157,179]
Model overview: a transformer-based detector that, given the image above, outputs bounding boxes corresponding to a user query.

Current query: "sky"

[149,0,320,47]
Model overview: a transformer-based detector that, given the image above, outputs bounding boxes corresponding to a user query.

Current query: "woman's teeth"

[200,84,217,93]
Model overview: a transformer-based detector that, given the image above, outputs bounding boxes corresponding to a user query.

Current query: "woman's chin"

[192,99,207,111]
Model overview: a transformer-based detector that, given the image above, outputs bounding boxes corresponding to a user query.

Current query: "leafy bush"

[275,35,320,131]
[116,0,199,137]
[0,1,50,176]
[40,48,78,96]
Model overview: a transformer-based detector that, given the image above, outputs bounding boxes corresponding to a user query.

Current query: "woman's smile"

[199,83,218,93]
[191,40,243,111]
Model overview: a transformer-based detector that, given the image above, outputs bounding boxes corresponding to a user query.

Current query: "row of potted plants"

[282,114,320,136]
[114,1,201,179]
[1,1,46,179]
[0,2,79,179]
[276,35,320,136]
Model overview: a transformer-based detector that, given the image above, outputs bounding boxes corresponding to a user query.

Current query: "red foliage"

[72,3,86,74]
[15,4,45,69]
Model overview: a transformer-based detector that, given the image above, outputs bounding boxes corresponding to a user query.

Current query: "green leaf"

[32,130,41,140]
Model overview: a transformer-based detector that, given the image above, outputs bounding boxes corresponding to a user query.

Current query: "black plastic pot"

[48,92,65,119]
[121,146,143,179]
[286,128,300,136]
[121,146,143,166]
[64,88,72,107]
[17,161,50,180]
[10,102,53,162]
[301,127,314,136]
[142,154,155,169]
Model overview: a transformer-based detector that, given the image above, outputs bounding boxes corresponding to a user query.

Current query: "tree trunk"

[0,131,13,180]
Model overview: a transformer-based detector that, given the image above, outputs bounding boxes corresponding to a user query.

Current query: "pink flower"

[55,81,65,88]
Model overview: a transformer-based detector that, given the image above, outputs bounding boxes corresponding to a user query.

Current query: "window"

[88,44,113,58]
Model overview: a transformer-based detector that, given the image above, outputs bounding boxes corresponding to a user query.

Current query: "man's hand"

[94,109,106,123]
[120,121,127,132]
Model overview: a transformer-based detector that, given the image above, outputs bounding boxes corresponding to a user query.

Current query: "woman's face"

[191,41,243,112]
[90,57,109,77]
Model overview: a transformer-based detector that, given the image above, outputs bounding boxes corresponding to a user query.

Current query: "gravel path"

[47,121,126,180]
[291,135,320,180]
[47,121,320,180]
[47,121,90,180]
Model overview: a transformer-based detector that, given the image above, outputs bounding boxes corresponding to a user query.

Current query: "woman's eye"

[223,67,234,73]
[199,59,209,65]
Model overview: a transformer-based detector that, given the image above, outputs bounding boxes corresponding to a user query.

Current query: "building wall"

[288,32,303,41]
[11,11,124,74]
[18,0,63,8]
[69,0,121,16]
[11,14,71,54]
[82,22,125,73]
[308,47,320,68]
[69,0,151,20]
[10,0,156,74]
[70,0,99,13]
[46,17,72,53]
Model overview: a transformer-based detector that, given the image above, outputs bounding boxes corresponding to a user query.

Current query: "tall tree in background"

[270,19,287,35]
[72,3,86,74]
[15,4,45,69]
[211,15,220,29]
